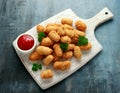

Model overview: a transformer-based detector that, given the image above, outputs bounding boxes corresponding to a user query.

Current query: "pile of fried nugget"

[29,18,92,79]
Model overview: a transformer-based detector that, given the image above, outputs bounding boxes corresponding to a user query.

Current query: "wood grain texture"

[0,0,120,93]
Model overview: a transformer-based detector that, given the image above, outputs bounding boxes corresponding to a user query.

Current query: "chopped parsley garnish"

[60,42,68,52]
[38,32,46,42]
[77,36,88,46]
[32,63,42,71]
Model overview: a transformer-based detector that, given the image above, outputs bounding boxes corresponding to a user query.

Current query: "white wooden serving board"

[12,7,113,89]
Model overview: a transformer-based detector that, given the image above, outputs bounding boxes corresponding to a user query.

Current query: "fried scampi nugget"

[48,31,60,42]
[79,42,92,50]
[61,36,71,43]
[46,23,61,27]
[74,29,85,37]
[62,24,73,30]
[43,55,54,66]
[56,27,66,36]
[52,53,60,61]
[61,18,73,26]
[62,51,73,59]
[45,26,57,34]
[36,25,45,33]
[65,29,75,38]
[75,20,87,31]
[40,69,53,79]
[68,44,75,51]
[36,46,53,55]
[54,61,71,71]
[74,46,82,59]
[71,37,78,44]
[41,37,54,47]
[53,44,63,57]
[29,51,43,61]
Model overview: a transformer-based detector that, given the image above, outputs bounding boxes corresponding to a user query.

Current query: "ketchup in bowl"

[17,34,35,51]
[16,33,36,54]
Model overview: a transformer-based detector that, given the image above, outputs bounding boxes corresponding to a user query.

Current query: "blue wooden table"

[0,0,120,93]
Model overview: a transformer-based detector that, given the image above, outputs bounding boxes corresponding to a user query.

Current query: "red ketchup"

[17,34,34,50]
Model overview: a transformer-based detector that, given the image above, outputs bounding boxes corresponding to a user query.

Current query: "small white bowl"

[15,33,37,54]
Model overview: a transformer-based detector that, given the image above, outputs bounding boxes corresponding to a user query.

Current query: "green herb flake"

[60,43,68,52]
[32,66,38,71]
[32,63,42,71]
[38,32,46,42]
[37,64,42,70]
[33,63,38,67]
[77,36,88,46]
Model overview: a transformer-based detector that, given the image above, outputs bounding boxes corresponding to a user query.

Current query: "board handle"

[86,7,113,30]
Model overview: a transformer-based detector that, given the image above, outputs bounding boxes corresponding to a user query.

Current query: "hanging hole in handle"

[105,12,108,15]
